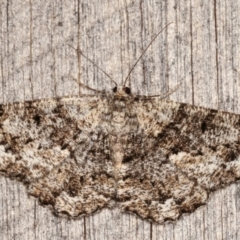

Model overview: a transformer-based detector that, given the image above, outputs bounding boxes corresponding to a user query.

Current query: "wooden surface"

[0,0,240,239]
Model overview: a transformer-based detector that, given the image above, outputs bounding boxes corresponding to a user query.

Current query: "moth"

[0,24,239,223]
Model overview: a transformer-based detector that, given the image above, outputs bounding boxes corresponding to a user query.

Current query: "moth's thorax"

[111,94,134,130]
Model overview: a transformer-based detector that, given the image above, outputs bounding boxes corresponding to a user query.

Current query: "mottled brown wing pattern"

[0,94,240,223]
[117,132,208,223]
[117,99,240,223]
[0,96,115,216]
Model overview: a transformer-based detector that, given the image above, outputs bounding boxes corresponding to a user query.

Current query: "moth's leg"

[159,83,181,99]
[137,83,181,98]
[70,75,103,94]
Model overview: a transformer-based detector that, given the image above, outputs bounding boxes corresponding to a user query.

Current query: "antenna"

[68,45,118,87]
[123,22,173,86]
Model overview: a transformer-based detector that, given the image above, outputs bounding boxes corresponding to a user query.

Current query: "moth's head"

[112,85,131,97]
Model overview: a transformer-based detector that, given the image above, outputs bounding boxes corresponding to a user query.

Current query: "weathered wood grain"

[0,0,240,239]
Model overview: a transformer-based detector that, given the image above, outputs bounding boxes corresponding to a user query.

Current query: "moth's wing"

[117,99,240,223]
[0,96,115,217]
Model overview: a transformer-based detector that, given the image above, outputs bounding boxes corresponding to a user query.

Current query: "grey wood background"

[0,0,240,239]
